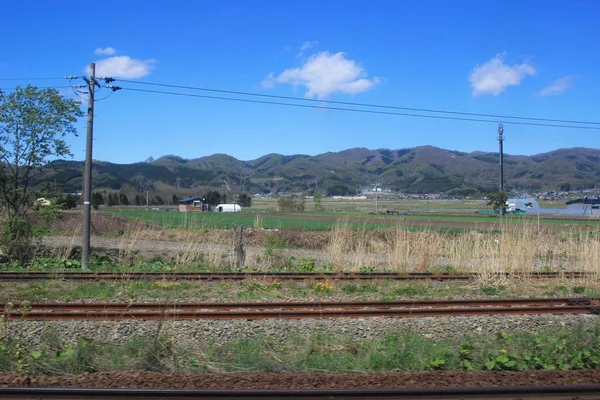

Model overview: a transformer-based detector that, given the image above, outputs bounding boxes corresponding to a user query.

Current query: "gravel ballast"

[4,314,597,347]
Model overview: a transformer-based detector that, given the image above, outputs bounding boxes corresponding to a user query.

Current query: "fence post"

[233,224,245,268]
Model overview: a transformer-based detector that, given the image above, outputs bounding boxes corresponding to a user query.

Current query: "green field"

[107,206,600,232]
[108,210,403,231]
[104,196,593,232]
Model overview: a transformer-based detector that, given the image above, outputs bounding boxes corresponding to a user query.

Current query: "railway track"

[3,297,596,321]
[0,271,590,281]
[2,384,600,399]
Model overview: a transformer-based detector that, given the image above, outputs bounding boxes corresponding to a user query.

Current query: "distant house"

[507,198,539,213]
[566,197,600,206]
[565,197,600,216]
[178,197,209,212]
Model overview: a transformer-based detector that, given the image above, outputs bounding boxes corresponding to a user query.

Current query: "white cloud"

[297,40,318,57]
[538,76,574,96]
[469,53,535,96]
[262,51,381,99]
[262,73,277,89]
[94,47,116,56]
[89,56,157,79]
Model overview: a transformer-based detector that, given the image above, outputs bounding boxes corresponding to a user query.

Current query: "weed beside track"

[2,325,600,375]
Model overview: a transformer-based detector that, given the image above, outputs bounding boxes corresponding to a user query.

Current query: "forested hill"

[35,146,600,195]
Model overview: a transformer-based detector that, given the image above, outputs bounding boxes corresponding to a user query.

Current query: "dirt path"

[2,369,600,389]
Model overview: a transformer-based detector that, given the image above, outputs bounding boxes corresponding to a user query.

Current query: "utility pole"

[498,124,504,192]
[69,67,119,270]
[81,63,99,270]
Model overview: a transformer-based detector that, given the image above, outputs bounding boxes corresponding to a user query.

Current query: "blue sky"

[1,0,599,164]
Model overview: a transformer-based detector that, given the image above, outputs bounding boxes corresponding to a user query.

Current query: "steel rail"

[2,298,596,320]
[0,271,590,281]
[2,297,592,311]
[3,305,593,320]
[2,384,600,399]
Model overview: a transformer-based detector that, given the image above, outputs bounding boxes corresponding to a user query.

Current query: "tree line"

[91,190,252,210]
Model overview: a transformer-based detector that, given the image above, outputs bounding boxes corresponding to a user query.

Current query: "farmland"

[3,198,600,389]
[105,198,599,232]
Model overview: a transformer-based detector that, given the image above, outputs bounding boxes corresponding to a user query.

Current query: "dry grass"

[253,214,264,230]
[325,219,600,281]
[131,221,600,280]
[44,213,600,285]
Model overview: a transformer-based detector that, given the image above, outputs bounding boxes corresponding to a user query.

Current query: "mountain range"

[35,146,600,195]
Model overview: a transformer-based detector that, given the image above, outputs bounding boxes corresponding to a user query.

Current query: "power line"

[120,87,600,131]
[0,86,72,90]
[0,86,71,91]
[117,79,600,126]
[0,77,67,81]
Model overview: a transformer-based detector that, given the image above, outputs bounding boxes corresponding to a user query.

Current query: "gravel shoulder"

[5,314,596,346]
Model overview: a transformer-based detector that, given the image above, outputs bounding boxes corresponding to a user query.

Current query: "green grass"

[110,209,472,232]
[3,325,600,375]
[173,325,600,372]
[481,286,507,296]
[392,283,429,297]
[0,256,214,273]
[341,283,380,295]
[1,278,597,303]
[108,210,346,230]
